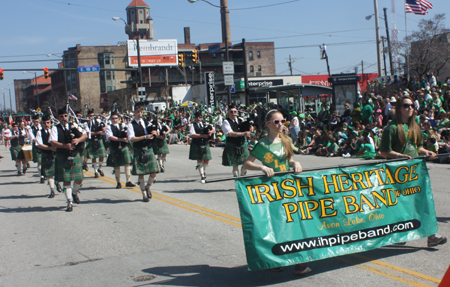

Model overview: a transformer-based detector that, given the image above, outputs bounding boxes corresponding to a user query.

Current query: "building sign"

[127,39,178,67]
[247,79,284,88]
[205,72,215,107]
[208,44,221,55]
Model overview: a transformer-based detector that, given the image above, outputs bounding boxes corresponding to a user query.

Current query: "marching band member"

[87,109,107,178]
[76,110,89,171]
[36,116,58,198]
[49,107,88,212]
[9,122,28,176]
[151,117,171,172]
[29,115,45,183]
[189,111,215,183]
[127,104,159,202]
[222,105,251,177]
[105,112,136,188]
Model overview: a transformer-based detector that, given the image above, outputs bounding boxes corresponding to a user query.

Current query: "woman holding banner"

[379,95,447,247]
[243,109,311,275]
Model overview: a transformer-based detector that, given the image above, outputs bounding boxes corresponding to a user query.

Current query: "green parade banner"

[234,159,439,271]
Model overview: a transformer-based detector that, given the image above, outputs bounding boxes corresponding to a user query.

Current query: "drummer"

[29,115,45,183]
[36,116,58,198]
[9,122,28,176]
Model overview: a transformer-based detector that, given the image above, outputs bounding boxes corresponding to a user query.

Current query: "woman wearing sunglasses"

[379,96,447,247]
[243,110,311,275]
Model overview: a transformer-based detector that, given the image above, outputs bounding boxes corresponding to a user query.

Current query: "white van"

[147,102,167,112]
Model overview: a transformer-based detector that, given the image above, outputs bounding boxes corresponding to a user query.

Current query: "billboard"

[127,39,178,67]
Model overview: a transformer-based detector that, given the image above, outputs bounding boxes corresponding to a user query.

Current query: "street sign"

[78,65,100,73]
[208,44,221,55]
[222,61,234,75]
[224,75,234,86]
[230,85,235,93]
[138,87,146,96]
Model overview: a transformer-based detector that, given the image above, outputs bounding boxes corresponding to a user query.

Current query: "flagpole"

[204,154,450,183]
[404,0,409,80]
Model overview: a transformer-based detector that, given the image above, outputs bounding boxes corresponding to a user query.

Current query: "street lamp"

[112,16,143,91]
[367,0,383,77]
[188,0,232,105]
[23,71,39,110]
[366,8,394,76]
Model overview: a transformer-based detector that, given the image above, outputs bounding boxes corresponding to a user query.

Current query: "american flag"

[405,0,433,15]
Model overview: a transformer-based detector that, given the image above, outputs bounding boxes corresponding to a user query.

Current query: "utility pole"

[383,7,394,76]
[289,55,293,75]
[373,0,383,77]
[242,38,249,106]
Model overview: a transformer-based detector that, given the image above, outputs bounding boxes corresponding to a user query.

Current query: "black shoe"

[116,182,122,189]
[18,171,23,176]
[125,181,136,187]
[56,182,62,193]
[201,176,206,184]
[66,203,73,212]
[73,193,81,204]
[48,190,55,198]
[145,184,152,200]
[27,163,30,168]
[22,168,27,175]
[160,166,165,173]
[98,169,104,177]
[40,177,45,184]
[83,163,88,171]
[94,172,99,178]
[142,194,149,202]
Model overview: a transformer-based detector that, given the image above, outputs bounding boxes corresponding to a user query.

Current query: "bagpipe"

[118,123,128,149]
[66,104,87,157]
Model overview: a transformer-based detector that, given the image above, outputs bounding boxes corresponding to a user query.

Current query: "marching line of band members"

[8,104,254,212]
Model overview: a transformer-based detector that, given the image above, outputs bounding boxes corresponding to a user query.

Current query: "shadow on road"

[0,206,63,213]
[437,217,450,223]
[0,194,48,200]
[141,247,424,287]
[164,188,235,194]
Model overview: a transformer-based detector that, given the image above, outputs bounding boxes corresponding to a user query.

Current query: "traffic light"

[178,54,184,67]
[0,69,3,81]
[43,67,49,79]
[191,50,198,64]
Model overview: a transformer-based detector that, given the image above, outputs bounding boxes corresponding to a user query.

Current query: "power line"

[230,0,300,11]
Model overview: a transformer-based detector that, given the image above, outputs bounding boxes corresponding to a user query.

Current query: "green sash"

[251,142,289,172]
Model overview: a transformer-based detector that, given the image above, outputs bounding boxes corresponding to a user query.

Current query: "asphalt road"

[0,144,449,287]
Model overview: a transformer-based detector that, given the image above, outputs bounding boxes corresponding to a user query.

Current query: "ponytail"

[280,133,293,160]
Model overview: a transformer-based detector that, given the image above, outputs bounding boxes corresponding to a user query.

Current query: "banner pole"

[205,154,450,184]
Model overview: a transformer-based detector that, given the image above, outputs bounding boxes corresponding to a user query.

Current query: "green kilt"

[107,145,133,167]
[152,139,170,155]
[131,147,159,175]
[222,141,249,166]
[41,152,55,176]
[189,142,212,161]
[10,145,24,161]
[55,153,84,182]
[32,145,42,163]
[88,139,107,159]
[81,141,89,157]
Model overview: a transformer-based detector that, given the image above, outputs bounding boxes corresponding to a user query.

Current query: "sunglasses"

[229,110,238,114]
[268,119,286,125]
[402,103,414,109]
[110,117,119,120]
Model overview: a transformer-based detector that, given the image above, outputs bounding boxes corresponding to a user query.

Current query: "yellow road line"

[84,171,241,225]
[337,257,434,287]
[349,254,441,284]
[83,170,441,286]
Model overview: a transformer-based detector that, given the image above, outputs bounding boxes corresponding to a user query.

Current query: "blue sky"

[1,0,449,111]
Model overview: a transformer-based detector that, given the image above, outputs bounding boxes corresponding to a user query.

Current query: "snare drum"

[22,144,33,162]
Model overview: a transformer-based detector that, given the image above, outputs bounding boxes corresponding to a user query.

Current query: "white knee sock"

[16,162,21,172]
[197,163,204,177]
[48,178,55,190]
[93,162,98,171]
[125,166,131,182]
[139,178,145,192]
[99,161,103,170]
[73,182,82,194]
[115,168,121,183]
[64,186,72,202]
[147,176,155,187]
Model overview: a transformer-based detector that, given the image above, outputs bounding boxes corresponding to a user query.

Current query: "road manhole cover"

[133,275,156,282]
